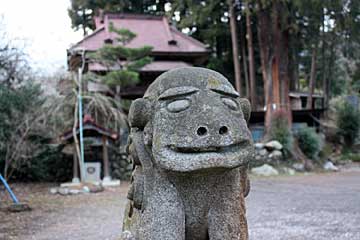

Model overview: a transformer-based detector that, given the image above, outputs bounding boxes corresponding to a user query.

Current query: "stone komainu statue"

[121,67,254,240]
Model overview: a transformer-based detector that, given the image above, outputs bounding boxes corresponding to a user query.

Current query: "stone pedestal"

[72,177,80,184]
[102,177,120,187]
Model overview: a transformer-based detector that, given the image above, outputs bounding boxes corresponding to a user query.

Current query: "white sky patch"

[164,2,172,12]
[0,0,83,74]
[174,11,181,22]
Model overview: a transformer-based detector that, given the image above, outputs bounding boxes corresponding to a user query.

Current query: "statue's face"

[151,78,254,172]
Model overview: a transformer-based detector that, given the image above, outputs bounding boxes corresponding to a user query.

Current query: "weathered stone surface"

[252,141,285,167]
[69,189,81,195]
[323,161,339,171]
[49,187,58,195]
[58,187,70,196]
[121,67,254,240]
[86,184,104,193]
[280,167,296,175]
[82,186,90,193]
[292,163,305,172]
[265,140,283,151]
[255,142,265,149]
[111,152,132,181]
[269,150,283,159]
[251,164,279,176]
[120,231,135,240]
[259,149,268,156]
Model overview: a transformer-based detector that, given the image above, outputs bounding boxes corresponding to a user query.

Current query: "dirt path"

[1,170,359,240]
[0,183,129,240]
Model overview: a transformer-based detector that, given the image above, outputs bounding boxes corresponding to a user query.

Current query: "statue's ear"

[239,98,251,122]
[128,98,151,129]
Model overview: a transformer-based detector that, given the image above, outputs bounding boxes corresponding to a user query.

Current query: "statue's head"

[128,67,254,172]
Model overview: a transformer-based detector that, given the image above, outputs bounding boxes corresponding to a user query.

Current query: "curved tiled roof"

[70,13,208,54]
[60,114,118,142]
[88,60,192,72]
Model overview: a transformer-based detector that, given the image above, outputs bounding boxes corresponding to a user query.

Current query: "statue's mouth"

[155,139,253,172]
[168,140,250,154]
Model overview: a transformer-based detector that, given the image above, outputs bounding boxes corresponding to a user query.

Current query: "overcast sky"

[0,0,83,74]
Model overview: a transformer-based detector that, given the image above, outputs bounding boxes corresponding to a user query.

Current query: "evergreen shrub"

[269,110,293,154]
[336,101,360,146]
[295,126,321,159]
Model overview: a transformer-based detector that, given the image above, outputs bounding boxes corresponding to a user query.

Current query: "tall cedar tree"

[245,0,257,108]
[70,0,360,114]
[228,0,242,94]
[256,0,292,131]
[68,0,167,35]
[171,0,238,86]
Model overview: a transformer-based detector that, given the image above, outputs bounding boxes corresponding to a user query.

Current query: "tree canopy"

[68,0,360,133]
[68,0,167,35]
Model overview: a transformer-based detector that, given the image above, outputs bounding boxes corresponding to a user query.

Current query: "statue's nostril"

[197,126,208,136]
[219,126,228,135]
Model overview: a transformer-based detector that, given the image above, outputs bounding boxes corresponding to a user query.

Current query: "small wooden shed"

[60,115,118,184]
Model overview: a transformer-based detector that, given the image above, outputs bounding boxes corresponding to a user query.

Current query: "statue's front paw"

[120,230,135,240]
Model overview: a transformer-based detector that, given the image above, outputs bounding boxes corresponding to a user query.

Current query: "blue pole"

[0,174,19,204]
[78,93,85,180]
[78,66,85,181]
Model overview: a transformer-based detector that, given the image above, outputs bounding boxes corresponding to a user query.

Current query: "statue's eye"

[167,99,190,112]
[222,97,239,111]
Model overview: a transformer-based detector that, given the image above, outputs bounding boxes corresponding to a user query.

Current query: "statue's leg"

[138,178,185,240]
[207,170,248,240]
[208,193,248,240]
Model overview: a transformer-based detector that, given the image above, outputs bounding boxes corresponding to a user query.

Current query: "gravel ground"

[0,183,129,240]
[0,169,359,240]
[247,170,360,240]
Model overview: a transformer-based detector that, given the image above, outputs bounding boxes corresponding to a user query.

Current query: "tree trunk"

[82,9,87,36]
[325,39,336,108]
[4,146,10,179]
[321,9,327,109]
[278,18,292,125]
[228,0,242,94]
[257,0,292,131]
[245,0,257,109]
[270,1,291,125]
[271,2,281,111]
[241,32,250,98]
[307,47,317,110]
[115,85,121,102]
[257,4,273,130]
[322,14,335,110]
[289,38,299,92]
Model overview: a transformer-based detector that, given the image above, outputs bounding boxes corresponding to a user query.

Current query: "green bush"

[9,144,72,182]
[0,83,72,181]
[349,153,360,162]
[336,101,360,146]
[269,110,293,154]
[341,148,360,162]
[295,126,321,159]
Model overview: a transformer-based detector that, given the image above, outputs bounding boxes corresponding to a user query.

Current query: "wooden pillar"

[72,144,80,183]
[102,136,110,180]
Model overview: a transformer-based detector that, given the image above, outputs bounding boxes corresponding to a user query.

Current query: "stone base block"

[102,178,121,187]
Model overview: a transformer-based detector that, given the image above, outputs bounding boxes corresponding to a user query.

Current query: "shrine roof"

[69,13,208,55]
[61,114,118,142]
